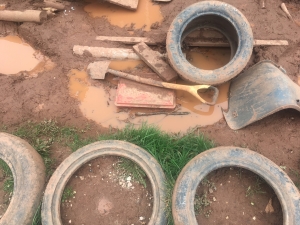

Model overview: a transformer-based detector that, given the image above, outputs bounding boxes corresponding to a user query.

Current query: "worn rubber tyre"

[42,140,167,225]
[172,147,300,225]
[166,1,253,85]
[0,133,46,225]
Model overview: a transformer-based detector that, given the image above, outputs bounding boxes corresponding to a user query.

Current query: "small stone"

[126,176,132,181]
[69,220,71,223]
[139,216,145,221]
[79,176,84,180]
[253,216,256,220]
[226,216,229,219]
[213,197,216,202]
[73,191,76,194]
[208,188,213,193]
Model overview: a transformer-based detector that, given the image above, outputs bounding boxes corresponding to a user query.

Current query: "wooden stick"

[95,36,158,45]
[95,36,289,47]
[0,10,47,23]
[135,112,190,116]
[281,3,293,20]
[44,0,65,10]
[254,40,289,46]
[33,0,66,10]
[73,46,140,60]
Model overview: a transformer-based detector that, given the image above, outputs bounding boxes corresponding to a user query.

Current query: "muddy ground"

[0,0,300,224]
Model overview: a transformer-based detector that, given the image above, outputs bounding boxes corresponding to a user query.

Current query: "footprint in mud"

[98,197,113,216]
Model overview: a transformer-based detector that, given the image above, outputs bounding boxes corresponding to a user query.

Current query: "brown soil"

[195,167,283,225]
[61,156,153,225]
[0,0,300,224]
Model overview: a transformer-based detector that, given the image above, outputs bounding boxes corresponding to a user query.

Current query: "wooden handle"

[107,69,165,88]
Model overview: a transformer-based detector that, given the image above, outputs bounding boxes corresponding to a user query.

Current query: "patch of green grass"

[99,124,214,182]
[62,186,75,202]
[31,202,42,225]
[0,160,14,194]
[246,176,266,197]
[289,169,300,189]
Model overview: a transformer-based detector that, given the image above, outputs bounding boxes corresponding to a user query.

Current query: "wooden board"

[133,42,178,82]
[105,0,139,10]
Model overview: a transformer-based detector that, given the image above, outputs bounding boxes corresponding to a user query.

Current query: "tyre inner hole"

[194,167,283,224]
[181,14,239,71]
[60,156,153,225]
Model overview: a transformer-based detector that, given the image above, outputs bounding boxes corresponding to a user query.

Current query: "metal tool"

[223,60,300,130]
[91,61,219,105]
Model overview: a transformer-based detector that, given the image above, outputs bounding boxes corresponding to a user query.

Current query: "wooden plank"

[133,42,178,82]
[185,40,289,47]
[95,36,289,47]
[254,40,289,46]
[105,0,139,10]
[95,36,157,45]
[73,46,140,60]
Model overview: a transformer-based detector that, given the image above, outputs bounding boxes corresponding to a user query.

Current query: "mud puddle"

[69,54,229,132]
[0,36,54,76]
[84,0,163,31]
[185,48,231,70]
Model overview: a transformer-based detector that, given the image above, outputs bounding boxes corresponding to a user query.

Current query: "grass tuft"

[61,186,75,202]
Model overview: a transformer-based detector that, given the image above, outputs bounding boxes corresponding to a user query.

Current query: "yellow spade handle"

[108,69,219,105]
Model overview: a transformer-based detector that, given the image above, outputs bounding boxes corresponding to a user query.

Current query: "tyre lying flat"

[42,140,167,225]
[0,133,46,225]
[167,1,253,85]
[172,147,300,225]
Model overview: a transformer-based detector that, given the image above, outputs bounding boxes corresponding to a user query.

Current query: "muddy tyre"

[0,133,46,225]
[172,147,300,225]
[42,140,167,225]
[166,1,253,85]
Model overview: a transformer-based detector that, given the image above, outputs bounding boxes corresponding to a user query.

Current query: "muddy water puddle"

[68,56,229,132]
[84,0,163,31]
[0,36,54,76]
[185,48,231,70]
